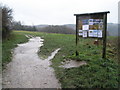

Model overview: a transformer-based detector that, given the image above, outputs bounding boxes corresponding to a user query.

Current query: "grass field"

[2,31,119,88]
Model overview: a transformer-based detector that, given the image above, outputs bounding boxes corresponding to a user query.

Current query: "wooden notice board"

[74,11,110,58]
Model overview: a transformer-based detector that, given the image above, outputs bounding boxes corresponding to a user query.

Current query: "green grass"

[3,31,119,88]
[2,32,28,68]
[0,40,2,71]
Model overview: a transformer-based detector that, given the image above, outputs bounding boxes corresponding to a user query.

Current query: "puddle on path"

[2,36,61,88]
[60,60,87,69]
[45,48,61,61]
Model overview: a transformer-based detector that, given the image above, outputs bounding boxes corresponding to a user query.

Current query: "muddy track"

[2,36,61,88]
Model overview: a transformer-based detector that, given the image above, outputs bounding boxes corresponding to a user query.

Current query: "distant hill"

[63,24,76,30]
[107,23,118,36]
[36,24,49,29]
[36,25,75,34]
[35,23,118,36]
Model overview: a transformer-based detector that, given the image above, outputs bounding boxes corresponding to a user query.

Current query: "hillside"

[107,23,118,36]
[35,24,49,29]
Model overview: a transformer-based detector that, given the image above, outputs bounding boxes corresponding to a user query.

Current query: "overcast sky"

[1,0,119,25]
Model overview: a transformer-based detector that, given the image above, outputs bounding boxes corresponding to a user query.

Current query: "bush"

[1,4,13,39]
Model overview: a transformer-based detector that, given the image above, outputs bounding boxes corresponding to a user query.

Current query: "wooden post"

[76,16,79,56]
[102,13,107,59]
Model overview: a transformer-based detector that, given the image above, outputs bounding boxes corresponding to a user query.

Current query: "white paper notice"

[79,30,83,36]
[79,30,82,32]
[89,22,94,25]
[82,25,89,30]
[93,30,98,37]
[83,31,87,37]
[98,30,102,38]
[88,30,102,38]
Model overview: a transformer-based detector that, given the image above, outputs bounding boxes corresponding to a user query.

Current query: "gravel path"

[2,36,61,88]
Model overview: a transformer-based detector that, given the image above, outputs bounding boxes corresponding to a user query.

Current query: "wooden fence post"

[76,16,79,56]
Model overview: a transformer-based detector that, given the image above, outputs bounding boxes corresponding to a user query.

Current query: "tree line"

[37,25,75,34]
[12,21,37,31]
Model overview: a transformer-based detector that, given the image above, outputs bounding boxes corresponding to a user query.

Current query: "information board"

[78,18,103,38]
[74,11,110,58]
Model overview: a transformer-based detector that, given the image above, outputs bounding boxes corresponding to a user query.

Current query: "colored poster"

[89,30,102,37]
[88,30,94,37]
[89,25,99,30]
[89,19,94,25]
[82,19,89,25]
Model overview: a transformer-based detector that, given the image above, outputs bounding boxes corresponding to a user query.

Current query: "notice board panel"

[77,14,104,38]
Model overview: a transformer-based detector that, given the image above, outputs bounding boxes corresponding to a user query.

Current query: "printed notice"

[88,30,94,37]
[83,30,87,37]
[93,30,98,37]
[89,19,94,25]
[78,18,103,38]
[82,25,89,30]
[98,30,102,38]
[79,30,83,36]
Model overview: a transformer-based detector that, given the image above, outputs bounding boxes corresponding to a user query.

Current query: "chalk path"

[2,36,61,88]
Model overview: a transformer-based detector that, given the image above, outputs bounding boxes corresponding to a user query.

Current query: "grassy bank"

[4,31,118,88]
[2,32,28,68]
[38,32,118,88]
